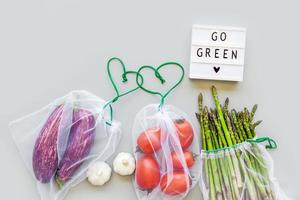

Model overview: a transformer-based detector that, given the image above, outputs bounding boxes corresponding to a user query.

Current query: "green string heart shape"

[106,57,143,104]
[136,61,184,108]
[104,57,144,125]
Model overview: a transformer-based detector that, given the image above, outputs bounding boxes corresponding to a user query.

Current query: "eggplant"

[32,104,64,183]
[56,108,96,186]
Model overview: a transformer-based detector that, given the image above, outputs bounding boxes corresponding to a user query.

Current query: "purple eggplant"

[55,108,95,187]
[32,104,64,183]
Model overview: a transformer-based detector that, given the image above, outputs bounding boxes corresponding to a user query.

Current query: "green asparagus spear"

[210,112,227,147]
[250,104,258,122]
[224,111,239,144]
[251,120,263,130]
[203,107,222,199]
[231,110,245,142]
[233,109,248,141]
[211,86,233,146]
[223,97,229,112]
[207,109,221,149]
[229,113,244,143]
[197,94,214,199]
[238,111,253,139]
[243,110,255,138]
[198,93,207,150]
[222,98,240,144]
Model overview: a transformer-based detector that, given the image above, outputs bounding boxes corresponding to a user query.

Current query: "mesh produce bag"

[196,86,292,200]
[131,61,200,199]
[9,90,121,200]
[132,104,201,200]
[199,138,291,200]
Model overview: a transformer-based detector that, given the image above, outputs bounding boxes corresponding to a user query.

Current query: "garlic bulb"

[113,152,135,176]
[86,161,112,186]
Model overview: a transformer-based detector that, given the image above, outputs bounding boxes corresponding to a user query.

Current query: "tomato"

[137,128,161,153]
[160,171,191,195]
[171,150,195,169]
[136,155,160,190]
[174,119,194,149]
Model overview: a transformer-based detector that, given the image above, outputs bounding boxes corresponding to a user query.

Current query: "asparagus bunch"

[196,86,275,200]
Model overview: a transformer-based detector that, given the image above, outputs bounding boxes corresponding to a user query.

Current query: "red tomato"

[160,171,191,195]
[174,119,194,149]
[136,155,160,190]
[171,150,195,169]
[137,128,161,153]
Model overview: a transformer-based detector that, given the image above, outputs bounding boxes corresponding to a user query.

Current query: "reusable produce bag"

[196,86,291,200]
[9,90,121,200]
[132,63,200,200]
[200,139,291,200]
[133,104,200,200]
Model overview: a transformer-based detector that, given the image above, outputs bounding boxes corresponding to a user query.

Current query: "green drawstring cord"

[136,62,185,110]
[204,137,278,153]
[103,57,184,125]
[102,57,144,126]
[245,137,277,149]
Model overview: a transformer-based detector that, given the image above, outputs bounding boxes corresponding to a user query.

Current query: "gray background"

[0,0,299,199]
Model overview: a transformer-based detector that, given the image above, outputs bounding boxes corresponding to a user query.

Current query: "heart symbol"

[213,66,220,73]
[104,57,144,125]
[136,62,184,107]
[106,57,143,103]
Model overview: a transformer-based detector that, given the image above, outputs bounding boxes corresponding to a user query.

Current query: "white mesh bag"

[132,62,200,200]
[132,104,201,200]
[9,90,121,200]
[199,138,291,200]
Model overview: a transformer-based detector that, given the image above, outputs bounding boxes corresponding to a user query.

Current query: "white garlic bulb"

[87,161,112,186]
[113,152,135,176]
